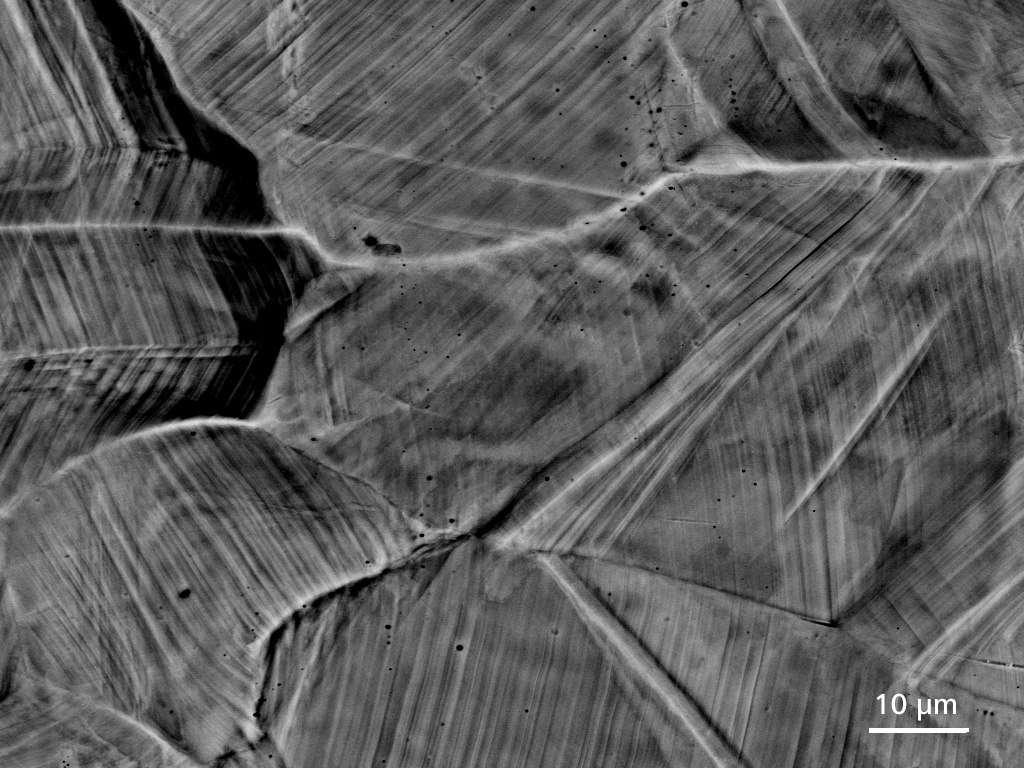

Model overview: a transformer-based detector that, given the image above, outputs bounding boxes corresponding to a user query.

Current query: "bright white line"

[869,728,969,734]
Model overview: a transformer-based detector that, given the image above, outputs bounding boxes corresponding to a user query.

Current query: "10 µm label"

[869,694,968,734]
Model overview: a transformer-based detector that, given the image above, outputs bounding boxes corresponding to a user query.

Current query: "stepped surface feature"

[3,0,1024,765]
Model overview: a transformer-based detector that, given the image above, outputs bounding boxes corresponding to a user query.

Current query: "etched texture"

[3,0,1024,766]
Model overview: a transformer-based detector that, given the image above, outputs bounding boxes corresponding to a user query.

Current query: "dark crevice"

[77,0,274,222]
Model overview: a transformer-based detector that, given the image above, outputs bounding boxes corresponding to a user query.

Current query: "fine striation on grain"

[2,420,430,763]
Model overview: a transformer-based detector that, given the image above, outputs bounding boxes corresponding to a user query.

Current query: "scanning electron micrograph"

[2,0,1024,766]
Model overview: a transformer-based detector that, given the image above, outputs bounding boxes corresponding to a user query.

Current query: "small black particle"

[456,644,464,651]
[363,235,379,247]
[178,588,191,599]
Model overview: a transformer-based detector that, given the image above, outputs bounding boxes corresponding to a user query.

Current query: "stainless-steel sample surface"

[2,0,1022,765]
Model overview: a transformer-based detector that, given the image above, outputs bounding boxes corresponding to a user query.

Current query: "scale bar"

[869,728,969,734]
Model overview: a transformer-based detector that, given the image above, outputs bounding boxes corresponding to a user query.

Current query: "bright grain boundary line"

[868,728,969,734]
[0,222,314,237]
[675,154,1024,176]
[538,553,750,768]
[306,155,1024,266]
[7,157,1014,272]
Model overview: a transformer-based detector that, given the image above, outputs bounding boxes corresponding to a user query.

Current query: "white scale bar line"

[869,728,969,733]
